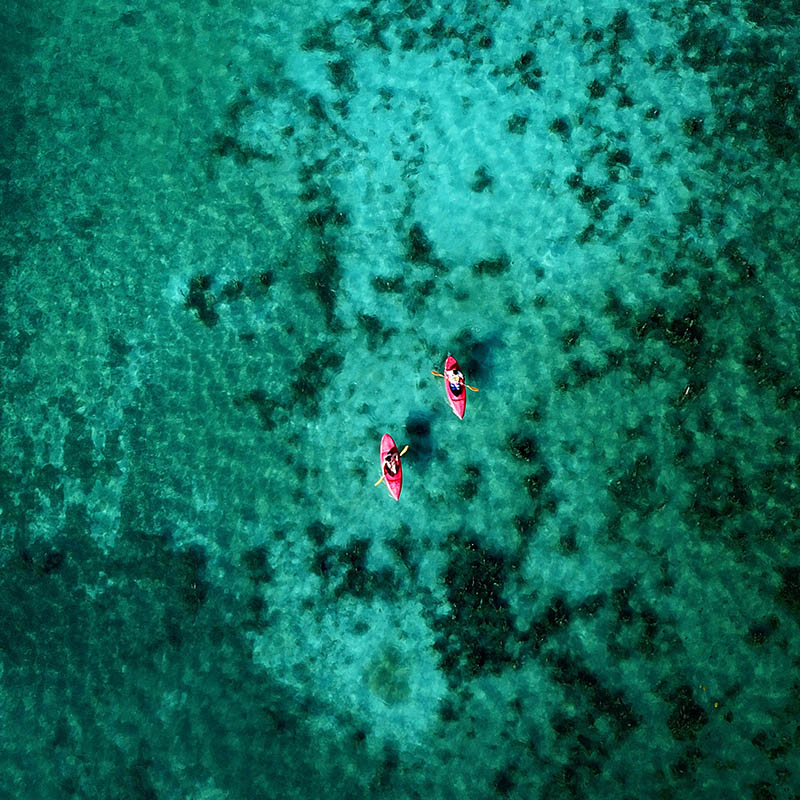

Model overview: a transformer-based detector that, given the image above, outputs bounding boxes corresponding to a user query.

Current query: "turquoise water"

[2,0,799,796]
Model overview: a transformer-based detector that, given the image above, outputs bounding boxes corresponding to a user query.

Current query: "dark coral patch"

[242,546,272,584]
[546,597,571,629]
[743,330,800,409]
[666,686,708,741]
[306,205,349,229]
[438,698,459,722]
[312,538,396,600]
[407,222,435,264]
[184,274,219,327]
[473,254,510,276]
[549,117,571,139]
[777,566,800,619]
[588,79,606,99]
[747,615,779,646]
[683,116,704,137]
[211,132,274,166]
[513,49,542,90]
[687,456,752,535]
[569,358,603,388]
[617,88,634,108]
[626,302,706,368]
[514,50,533,69]
[492,766,517,797]
[720,241,758,283]
[548,653,639,738]
[302,245,341,327]
[406,223,447,274]
[407,279,437,313]
[302,19,338,52]
[606,148,631,168]
[306,521,334,547]
[507,114,528,134]
[176,544,209,613]
[386,528,418,580]
[524,466,552,501]
[609,454,658,514]
[508,434,538,462]
[567,171,583,190]
[664,308,704,363]
[327,58,357,93]
[471,166,493,192]
[372,275,405,293]
[118,10,140,26]
[611,581,637,624]
[434,539,514,682]
[43,550,65,574]
[457,478,478,500]
[358,312,394,351]
[457,465,481,500]
[584,27,604,43]
[512,514,537,541]
[558,530,578,554]
[763,116,796,158]
[609,9,633,40]
[336,539,395,599]
[561,327,582,351]
[235,389,277,431]
[577,593,606,616]
[405,413,433,468]
[669,746,704,779]
[21,546,66,576]
[771,78,797,110]
[290,345,344,416]
[677,198,703,230]
[220,279,245,302]
[567,174,611,221]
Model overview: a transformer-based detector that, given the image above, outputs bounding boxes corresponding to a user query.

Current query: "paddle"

[431,370,479,392]
[375,445,409,486]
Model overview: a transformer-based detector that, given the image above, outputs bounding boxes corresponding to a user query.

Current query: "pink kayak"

[442,355,466,419]
[380,433,403,501]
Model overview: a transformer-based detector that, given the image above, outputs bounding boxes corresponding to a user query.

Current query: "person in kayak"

[446,366,465,396]
[383,448,401,476]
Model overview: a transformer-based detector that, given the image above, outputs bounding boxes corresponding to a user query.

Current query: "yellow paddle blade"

[399,445,409,456]
[374,475,385,487]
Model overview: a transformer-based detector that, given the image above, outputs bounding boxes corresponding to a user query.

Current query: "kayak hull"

[443,355,466,419]
[380,433,403,501]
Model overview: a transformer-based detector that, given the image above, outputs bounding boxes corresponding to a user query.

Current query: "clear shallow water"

[1,0,799,797]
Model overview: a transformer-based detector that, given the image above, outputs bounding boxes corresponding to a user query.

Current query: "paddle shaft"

[431,370,479,391]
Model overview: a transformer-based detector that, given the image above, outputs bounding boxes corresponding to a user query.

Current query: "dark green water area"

[1,0,799,797]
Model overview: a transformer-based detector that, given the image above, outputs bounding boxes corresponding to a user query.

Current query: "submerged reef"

[3,0,799,797]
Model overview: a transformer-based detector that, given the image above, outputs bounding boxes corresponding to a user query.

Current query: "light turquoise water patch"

[2,0,799,798]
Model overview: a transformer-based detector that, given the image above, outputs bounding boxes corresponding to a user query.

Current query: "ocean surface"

[1,0,799,797]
